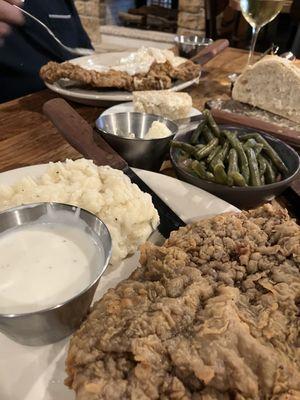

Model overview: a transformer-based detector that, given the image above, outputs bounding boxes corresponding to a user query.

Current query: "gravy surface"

[0,223,102,314]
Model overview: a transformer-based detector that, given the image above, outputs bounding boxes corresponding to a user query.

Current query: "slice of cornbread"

[133,90,193,120]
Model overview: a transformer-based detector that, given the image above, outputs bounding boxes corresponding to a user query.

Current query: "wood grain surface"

[43,98,128,170]
[0,47,299,212]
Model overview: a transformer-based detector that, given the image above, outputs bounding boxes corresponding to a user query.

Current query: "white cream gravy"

[83,47,187,76]
[0,222,102,314]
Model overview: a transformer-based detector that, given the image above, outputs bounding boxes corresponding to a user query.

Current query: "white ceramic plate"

[101,102,201,118]
[0,164,237,400]
[44,52,200,106]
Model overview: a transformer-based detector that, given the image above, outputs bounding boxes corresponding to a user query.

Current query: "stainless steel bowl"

[0,202,111,346]
[174,35,213,58]
[95,112,178,171]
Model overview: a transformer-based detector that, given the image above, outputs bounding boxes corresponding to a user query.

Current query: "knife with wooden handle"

[191,39,229,65]
[43,98,186,238]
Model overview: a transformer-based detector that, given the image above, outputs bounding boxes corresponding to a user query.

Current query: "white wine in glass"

[240,0,285,64]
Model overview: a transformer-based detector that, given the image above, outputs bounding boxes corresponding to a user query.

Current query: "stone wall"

[75,0,207,43]
[75,0,106,44]
[177,0,206,36]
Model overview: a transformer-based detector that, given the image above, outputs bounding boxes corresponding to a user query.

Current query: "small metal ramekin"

[95,112,178,171]
[0,202,111,346]
[174,35,213,58]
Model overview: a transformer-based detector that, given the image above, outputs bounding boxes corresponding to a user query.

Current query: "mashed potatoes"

[0,159,159,264]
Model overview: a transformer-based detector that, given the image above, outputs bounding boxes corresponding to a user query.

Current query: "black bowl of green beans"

[170,110,300,209]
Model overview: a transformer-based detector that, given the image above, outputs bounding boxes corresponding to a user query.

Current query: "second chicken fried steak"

[40,59,200,91]
[66,204,300,400]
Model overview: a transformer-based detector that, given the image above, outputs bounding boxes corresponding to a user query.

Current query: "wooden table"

[0,47,299,215]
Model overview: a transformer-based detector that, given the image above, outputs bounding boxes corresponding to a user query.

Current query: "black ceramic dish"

[170,125,300,209]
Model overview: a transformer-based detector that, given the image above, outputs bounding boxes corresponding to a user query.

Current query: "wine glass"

[240,0,285,65]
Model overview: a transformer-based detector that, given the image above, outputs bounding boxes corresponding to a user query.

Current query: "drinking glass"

[240,0,285,64]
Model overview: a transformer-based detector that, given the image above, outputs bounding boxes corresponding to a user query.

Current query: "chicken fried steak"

[40,60,200,91]
[66,204,300,400]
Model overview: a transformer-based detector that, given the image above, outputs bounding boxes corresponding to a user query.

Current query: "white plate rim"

[44,51,200,103]
[0,163,238,400]
[45,76,199,102]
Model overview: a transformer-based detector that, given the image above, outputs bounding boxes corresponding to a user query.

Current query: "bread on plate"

[232,55,300,124]
[133,90,192,120]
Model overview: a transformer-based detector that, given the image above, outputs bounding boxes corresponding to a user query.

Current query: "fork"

[14,5,94,57]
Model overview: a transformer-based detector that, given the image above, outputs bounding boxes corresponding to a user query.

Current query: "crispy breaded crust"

[40,61,134,90]
[40,60,200,91]
[65,204,300,400]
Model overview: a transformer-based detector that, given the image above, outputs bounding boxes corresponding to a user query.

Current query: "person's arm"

[0,0,24,38]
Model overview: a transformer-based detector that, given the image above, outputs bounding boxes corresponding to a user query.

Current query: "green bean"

[206,145,221,164]
[227,148,238,186]
[232,172,247,187]
[243,139,264,155]
[210,140,230,170]
[228,148,238,173]
[264,158,277,184]
[243,138,257,148]
[245,147,261,186]
[213,163,228,185]
[195,144,205,152]
[219,140,230,161]
[261,139,288,173]
[240,133,288,173]
[208,141,230,186]
[227,148,247,187]
[223,130,250,184]
[203,109,221,138]
[257,154,267,177]
[171,141,196,156]
[227,175,234,186]
[191,119,206,144]
[195,137,219,160]
[240,134,251,141]
[221,129,236,139]
[227,149,238,186]
[190,160,215,181]
[203,125,214,142]
[253,143,264,156]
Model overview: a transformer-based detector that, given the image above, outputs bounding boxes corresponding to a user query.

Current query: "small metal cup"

[95,112,178,171]
[0,203,111,346]
[174,35,213,58]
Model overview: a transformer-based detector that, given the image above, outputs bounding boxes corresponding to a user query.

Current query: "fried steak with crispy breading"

[40,59,200,91]
[65,204,300,400]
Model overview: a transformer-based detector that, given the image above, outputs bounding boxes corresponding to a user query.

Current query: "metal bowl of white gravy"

[0,202,111,346]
